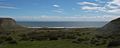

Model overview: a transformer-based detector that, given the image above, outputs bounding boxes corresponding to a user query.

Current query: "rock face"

[0,18,16,27]
[0,18,24,31]
[101,18,120,35]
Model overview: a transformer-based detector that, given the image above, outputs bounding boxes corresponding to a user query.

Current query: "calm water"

[17,21,108,28]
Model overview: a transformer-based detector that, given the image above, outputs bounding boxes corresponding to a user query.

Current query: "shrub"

[19,34,30,41]
[95,35,104,39]
[0,40,3,44]
[90,38,99,45]
[90,37,107,46]
[72,38,86,44]
[108,40,120,47]
[72,40,80,44]
[49,36,58,40]
[48,32,59,40]
[0,35,8,40]
[8,40,17,44]
[27,32,49,41]
[5,37,13,41]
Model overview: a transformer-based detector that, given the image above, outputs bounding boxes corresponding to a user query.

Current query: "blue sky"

[0,0,120,21]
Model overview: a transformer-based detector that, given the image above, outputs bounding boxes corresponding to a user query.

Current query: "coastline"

[27,26,99,28]
[17,21,107,29]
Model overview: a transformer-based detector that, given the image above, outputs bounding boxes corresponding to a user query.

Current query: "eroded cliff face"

[0,18,16,27]
[0,18,26,31]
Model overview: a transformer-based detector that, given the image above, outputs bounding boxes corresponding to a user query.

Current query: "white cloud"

[95,0,106,3]
[80,0,120,14]
[0,0,5,1]
[53,9,64,13]
[0,6,17,9]
[77,2,98,6]
[106,0,120,12]
[53,10,63,13]
[107,5,119,9]
[97,0,120,13]
[0,2,17,9]
[111,0,120,5]
[81,6,100,10]
[52,4,64,14]
[105,9,120,13]
[53,4,60,8]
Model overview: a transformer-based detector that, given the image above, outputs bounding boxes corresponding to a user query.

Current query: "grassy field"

[0,28,110,48]
[0,40,107,48]
[0,28,119,48]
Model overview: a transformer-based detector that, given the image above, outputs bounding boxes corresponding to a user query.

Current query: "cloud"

[100,0,120,13]
[0,15,119,21]
[102,8,120,13]
[81,6,100,10]
[53,9,64,14]
[77,2,98,6]
[95,0,107,3]
[80,0,120,14]
[52,4,64,14]
[0,2,17,9]
[0,0,5,1]
[111,0,120,5]
[0,6,17,9]
[53,4,60,8]
[53,10,63,13]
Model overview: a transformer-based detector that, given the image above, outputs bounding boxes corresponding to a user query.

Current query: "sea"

[16,21,108,28]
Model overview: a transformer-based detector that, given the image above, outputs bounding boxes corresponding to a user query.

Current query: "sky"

[0,0,120,21]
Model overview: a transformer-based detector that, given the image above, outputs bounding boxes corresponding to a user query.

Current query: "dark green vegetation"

[0,18,120,48]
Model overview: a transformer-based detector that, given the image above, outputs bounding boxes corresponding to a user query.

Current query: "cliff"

[0,18,16,27]
[0,18,25,31]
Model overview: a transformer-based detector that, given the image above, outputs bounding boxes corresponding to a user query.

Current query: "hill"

[98,18,120,48]
[100,18,120,36]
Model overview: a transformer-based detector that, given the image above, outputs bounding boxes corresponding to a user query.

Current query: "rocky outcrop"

[0,18,16,27]
[0,18,25,31]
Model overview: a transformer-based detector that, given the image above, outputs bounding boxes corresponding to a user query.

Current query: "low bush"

[8,40,17,44]
[108,40,120,47]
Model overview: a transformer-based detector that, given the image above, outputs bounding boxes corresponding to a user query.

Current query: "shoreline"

[27,26,99,28]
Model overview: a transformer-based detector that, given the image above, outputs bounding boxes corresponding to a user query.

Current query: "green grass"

[0,40,107,48]
[0,28,109,48]
[0,28,115,48]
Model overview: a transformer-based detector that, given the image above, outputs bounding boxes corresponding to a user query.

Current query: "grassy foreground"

[0,28,112,48]
[0,40,106,48]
